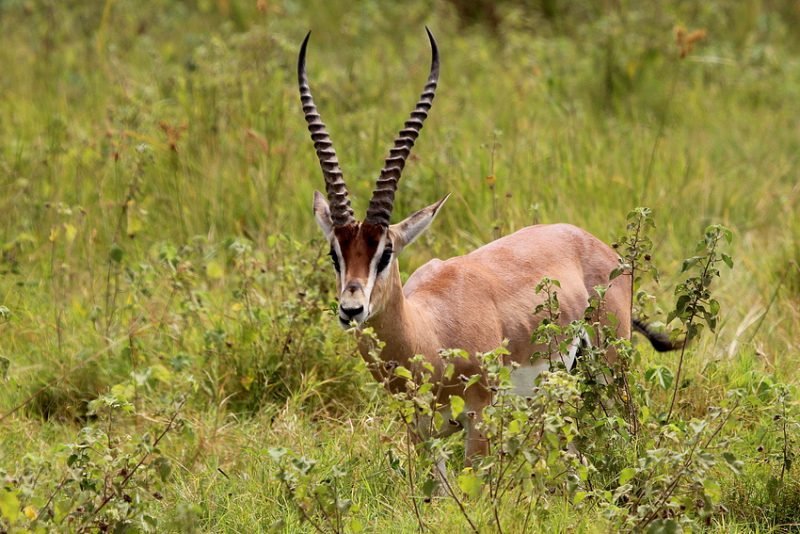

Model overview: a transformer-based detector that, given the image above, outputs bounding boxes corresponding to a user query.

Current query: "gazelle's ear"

[313,191,334,238]
[390,194,450,252]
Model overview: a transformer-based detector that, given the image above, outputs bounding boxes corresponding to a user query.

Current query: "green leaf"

[681,256,700,273]
[422,477,440,498]
[619,467,636,485]
[464,374,482,390]
[267,448,287,462]
[722,452,743,475]
[153,456,172,482]
[450,395,465,420]
[457,469,482,499]
[704,479,722,503]
[721,253,733,269]
[644,366,674,390]
[349,518,365,533]
[394,366,413,380]
[443,363,455,380]
[722,227,733,244]
[109,243,124,263]
[0,489,20,524]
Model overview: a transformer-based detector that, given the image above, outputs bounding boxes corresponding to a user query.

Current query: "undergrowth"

[1,1,799,532]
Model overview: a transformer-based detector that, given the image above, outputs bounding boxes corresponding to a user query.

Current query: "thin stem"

[780,392,788,483]
[403,418,425,533]
[665,241,718,426]
[281,478,326,534]
[436,465,479,534]
[640,64,679,204]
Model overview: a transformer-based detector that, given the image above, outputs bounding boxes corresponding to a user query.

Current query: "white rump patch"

[510,329,591,396]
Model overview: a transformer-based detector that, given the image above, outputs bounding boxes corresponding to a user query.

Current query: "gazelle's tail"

[632,318,683,352]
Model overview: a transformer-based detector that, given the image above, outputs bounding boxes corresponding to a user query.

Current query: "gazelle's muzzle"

[338,280,368,327]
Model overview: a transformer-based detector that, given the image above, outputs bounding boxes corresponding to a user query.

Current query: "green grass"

[1,0,799,532]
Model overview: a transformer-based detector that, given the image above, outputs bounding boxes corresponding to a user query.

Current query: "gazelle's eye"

[329,249,340,273]
[376,247,393,273]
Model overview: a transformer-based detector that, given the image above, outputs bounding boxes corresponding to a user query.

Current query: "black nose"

[340,305,364,319]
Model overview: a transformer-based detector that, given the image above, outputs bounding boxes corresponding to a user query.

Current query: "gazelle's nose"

[340,305,364,319]
[345,281,362,294]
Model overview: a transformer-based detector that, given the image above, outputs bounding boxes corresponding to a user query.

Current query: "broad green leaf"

[443,363,455,380]
[721,253,734,269]
[644,366,674,390]
[450,395,465,420]
[0,489,20,523]
[464,374,482,390]
[267,448,287,462]
[722,452,743,475]
[421,477,440,498]
[619,467,636,485]
[457,469,482,499]
[394,366,412,380]
[153,456,172,482]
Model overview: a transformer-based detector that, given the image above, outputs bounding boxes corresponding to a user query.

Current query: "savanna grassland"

[2,1,800,532]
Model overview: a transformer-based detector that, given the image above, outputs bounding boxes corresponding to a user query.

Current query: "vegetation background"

[1,0,799,531]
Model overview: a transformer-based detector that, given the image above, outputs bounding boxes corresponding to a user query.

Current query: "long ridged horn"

[365,27,440,227]
[298,32,354,227]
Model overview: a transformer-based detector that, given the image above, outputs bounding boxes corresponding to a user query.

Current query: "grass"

[1,0,799,531]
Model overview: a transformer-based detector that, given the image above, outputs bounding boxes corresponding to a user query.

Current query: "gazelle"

[298,29,676,458]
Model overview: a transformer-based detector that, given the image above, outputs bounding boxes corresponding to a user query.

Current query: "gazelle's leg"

[464,417,488,462]
[463,389,491,463]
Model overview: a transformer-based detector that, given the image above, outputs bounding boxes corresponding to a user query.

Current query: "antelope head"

[299,29,448,328]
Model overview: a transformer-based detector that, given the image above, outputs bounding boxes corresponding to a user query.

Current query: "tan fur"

[352,222,631,458]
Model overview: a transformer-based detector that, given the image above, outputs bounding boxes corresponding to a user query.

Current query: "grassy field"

[1,0,800,532]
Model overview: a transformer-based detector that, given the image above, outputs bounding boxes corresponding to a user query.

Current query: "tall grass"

[1,0,799,531]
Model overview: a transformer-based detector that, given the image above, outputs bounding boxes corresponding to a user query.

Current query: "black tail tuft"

[632,318,683,352]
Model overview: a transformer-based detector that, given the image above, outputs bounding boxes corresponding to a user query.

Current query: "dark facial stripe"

[376,246,393,273]
[333,223,385,280]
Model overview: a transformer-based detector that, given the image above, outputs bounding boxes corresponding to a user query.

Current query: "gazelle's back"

[404,224,631,360]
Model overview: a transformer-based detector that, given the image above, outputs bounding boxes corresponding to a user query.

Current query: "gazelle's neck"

[364,263,434,370]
